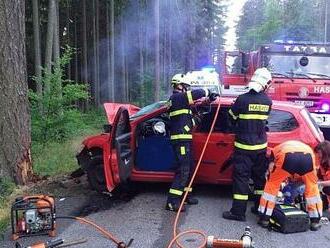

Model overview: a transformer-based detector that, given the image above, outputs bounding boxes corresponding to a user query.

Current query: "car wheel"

[86,155,107,193]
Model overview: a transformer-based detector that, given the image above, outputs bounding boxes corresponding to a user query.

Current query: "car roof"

[214,97,304,111]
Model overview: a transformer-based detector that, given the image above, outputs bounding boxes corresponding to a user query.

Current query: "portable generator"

[11,195,56,240]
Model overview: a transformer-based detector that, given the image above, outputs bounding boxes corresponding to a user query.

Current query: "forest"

[0,0,330,184]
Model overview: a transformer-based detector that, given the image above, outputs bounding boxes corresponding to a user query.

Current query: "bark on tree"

[154,0,160,101]
[32,0,42,95]
[44,0,56,92]
[0,0,32,184]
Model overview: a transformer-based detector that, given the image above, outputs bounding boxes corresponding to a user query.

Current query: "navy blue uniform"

[228,90,272,216]
[167,89,207,207]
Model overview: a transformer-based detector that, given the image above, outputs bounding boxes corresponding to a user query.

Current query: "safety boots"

[222,211,246,222]
[165,202,186,212]
[310,218,322,231]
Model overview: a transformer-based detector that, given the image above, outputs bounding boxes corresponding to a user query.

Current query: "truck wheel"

[86,156,107,192]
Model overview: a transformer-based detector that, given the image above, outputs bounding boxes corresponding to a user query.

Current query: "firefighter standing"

[223,67,272,221]
[166,73,219,212]
[258,140,323,231]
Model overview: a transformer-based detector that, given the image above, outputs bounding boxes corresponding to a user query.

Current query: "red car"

[76,98,324,193]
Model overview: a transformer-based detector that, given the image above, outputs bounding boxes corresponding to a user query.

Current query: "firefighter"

[315,141,330,218]
[165,73,219,212]
[258,140,323,231]
[222,67,272,221]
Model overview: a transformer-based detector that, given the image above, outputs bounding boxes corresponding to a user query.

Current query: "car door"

[104,106,133,191]
[193,105,235,184]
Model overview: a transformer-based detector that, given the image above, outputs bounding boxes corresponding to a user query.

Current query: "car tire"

[86,155,107,193]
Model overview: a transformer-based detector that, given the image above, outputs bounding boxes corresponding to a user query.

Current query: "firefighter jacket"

[168,89,207,142]
[229,90,272,153]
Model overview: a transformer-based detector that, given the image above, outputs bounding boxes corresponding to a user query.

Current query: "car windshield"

[263,54,330,79]
[130,101,167,120]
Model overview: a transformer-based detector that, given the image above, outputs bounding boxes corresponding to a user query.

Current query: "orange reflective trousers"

[259,141,323,219]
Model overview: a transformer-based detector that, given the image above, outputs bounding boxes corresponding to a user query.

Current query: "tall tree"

[154,0,160,101]
[0,0,32,184]
[32,0,42,95]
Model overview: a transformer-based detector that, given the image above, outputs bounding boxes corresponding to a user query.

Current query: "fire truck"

[221,42,330,133]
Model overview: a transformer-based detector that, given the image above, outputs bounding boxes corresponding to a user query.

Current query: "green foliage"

[237,0,328,50]
[29,47,89,142]
[0,178,15,203]
[32,108,106,176]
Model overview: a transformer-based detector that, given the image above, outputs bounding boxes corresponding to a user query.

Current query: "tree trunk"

[44,0,56,92]
[53,0,60,63]
[138,0,144,90]
[32,0,42,95]
[106,1,111,101]
[66,0,71,80]
[95,0,100,105]
[154,0,160,101]
[110,0,115,101]
[0,0,32,184]
[81,0,88,83]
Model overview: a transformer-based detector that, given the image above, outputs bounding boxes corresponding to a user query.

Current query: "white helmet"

[247,67,272,93]
[171,73,191,88]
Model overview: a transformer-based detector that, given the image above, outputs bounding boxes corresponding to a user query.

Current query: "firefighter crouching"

[223,67,273,221]
[258,140,323,231]
[166,73,219,212]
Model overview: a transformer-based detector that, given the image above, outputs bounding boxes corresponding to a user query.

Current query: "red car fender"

[82,134,109,149]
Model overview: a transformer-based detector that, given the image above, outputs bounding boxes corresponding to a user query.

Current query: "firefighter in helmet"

[258,140,323,231]
[166,73,219,212]
[222,67,273,221]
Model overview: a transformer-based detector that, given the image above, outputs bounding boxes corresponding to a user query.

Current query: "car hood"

[103,103,140,124]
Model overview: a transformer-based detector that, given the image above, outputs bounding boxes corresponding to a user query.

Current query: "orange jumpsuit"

[259,140,323,219]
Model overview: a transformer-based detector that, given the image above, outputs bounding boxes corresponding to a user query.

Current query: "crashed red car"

[76,98,324,193]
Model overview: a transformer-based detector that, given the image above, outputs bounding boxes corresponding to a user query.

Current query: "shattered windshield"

[263,54,330,78]
[130,101,167,120]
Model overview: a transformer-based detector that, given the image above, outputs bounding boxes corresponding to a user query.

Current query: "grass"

[0,108,106,237]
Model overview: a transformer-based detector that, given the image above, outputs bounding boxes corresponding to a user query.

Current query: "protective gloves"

[209,92,220,102]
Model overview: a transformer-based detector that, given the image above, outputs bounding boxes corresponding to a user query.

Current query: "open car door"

[104,106,133,192]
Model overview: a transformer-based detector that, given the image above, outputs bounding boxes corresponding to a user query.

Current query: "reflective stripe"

[306,196,322,205]
[308,210,321,218]
[228,109,238,120]
[187,91,193,104]
[261,192,276,202]
[180,146,186,155]
[233,194,249,200]
[284,211,306,216]
[270,218,281,227]
[258,205,274,216]
[171,134,193,140]
[254,190,264,195]
[192,118,196,126]
[234,141,267,150]
[184,125,190,132]
[169,109,191,117]
[239,114,268,120]
[169,188,183,196]
[184,187,192,192]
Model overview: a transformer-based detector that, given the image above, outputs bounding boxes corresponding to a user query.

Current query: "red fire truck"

[221,42,330,134]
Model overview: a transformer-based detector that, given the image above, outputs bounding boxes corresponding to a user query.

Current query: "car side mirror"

[103,124,112,133]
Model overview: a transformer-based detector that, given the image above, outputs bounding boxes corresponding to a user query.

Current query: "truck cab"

[221,42,330,133]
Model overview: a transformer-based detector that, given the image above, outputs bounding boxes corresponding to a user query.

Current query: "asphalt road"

[1,181,330,248]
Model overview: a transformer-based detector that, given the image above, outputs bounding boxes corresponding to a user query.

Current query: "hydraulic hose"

[167,97,222,248]
[56,216,133,248]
